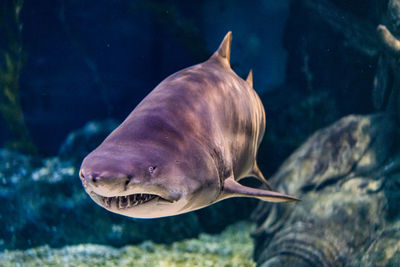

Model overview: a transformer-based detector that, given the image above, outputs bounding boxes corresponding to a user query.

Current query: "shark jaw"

[79,170,189,218]
[86,189,189,218]
[88,190,173,210]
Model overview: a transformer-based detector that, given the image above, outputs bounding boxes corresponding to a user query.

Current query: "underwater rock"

[253,113,400,266]
[361,222,400,266]
[0,221,256,266]
[374,0,400,124]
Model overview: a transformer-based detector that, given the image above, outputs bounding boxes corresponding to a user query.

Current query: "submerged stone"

[253,114,400,266]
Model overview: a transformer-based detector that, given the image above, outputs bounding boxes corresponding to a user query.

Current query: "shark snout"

[79,147,186,207]
[79,152,134,197]
[80,167,131,196]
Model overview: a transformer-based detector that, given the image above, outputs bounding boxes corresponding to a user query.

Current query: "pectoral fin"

[219,178,299,202]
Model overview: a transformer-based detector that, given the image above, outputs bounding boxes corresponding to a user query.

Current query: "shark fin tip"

[213,31,232,66]
[246,69,253,88]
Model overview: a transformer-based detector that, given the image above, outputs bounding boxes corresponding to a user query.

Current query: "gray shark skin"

[79,32,298,218]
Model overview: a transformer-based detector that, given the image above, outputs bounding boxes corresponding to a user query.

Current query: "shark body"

[80,32,298,218]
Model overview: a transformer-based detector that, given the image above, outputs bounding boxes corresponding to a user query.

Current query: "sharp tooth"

[123,196,128,208]
[118,197,122,209]
[111,197,116,208]
[127,196,131,208]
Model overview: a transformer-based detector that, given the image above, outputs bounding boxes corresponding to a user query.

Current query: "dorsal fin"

[212,31,232,66]
[246,69,253,88]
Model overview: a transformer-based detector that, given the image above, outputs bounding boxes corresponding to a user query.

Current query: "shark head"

[79,142,220,218]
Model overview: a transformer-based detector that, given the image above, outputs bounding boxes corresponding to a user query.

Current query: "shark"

[79,32,298,218]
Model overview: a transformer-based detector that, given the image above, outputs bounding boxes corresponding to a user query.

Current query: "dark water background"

[0,0,289,156]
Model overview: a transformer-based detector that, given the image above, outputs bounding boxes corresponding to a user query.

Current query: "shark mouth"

[90,191,161,210]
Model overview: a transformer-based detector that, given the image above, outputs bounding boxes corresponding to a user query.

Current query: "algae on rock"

[0,0,36,154]
[0,221,256,267]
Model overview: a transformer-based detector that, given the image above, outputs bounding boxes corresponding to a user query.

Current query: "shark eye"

[148,166,157,174]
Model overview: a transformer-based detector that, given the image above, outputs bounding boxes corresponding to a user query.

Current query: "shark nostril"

[124,176,131,189]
